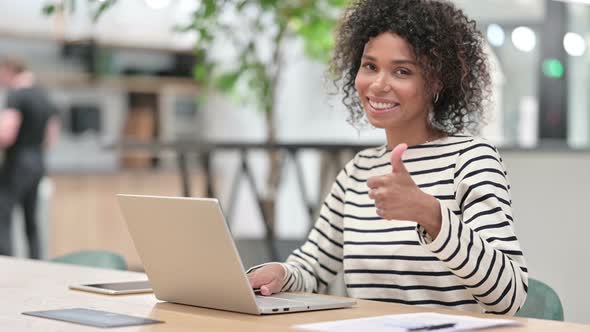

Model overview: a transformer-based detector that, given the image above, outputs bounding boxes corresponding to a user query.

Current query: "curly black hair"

[331,0,491,134]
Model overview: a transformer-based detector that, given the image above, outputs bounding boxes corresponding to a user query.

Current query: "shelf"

[0,29,194,55]
[37,71,199,94]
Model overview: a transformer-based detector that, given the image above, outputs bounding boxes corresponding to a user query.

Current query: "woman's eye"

[395,68,411,76]
[362,63,376,71]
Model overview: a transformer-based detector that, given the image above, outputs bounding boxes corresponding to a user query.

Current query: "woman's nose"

[370,73,391,93]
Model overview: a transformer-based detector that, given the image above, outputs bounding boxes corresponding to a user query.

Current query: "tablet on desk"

[22,308,163,328]
[69,280,152,295]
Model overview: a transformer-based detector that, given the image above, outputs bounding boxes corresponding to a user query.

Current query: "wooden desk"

[3,257,589,331]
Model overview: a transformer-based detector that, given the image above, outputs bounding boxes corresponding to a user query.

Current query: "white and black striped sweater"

[279,135,528,315]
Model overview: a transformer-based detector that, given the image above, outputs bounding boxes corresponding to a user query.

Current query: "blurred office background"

[1,0,589,324]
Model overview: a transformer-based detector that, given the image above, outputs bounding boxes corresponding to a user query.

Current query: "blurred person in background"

[0,57,59,258]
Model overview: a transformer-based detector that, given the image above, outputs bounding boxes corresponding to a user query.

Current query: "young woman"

[248,0,527,315]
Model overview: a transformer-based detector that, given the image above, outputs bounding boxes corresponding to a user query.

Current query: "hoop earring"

[433,92,439,104]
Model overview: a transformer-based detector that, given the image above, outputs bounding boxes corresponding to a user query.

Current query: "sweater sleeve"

[416,142,528,315]
[278,165,349,293]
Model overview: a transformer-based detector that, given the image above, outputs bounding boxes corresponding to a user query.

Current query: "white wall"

[567,4,590,148]
[501,150,590,324]
[455,0,544,23]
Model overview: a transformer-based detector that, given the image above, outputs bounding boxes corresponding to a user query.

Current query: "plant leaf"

[42,4,56,15]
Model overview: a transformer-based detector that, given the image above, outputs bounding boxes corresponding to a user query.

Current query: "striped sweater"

[279,135,528,315]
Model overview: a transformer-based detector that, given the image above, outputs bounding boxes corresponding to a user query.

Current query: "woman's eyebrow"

[390,59,416,65]
[361,55,416,65]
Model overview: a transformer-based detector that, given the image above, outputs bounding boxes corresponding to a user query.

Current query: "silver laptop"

[117,194,356,315]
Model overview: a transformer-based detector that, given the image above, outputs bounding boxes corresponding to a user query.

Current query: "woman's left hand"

[367,143,442,238]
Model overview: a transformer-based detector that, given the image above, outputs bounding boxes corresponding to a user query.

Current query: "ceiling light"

[487,24,505,47]
[563,32,586,56]
[512,27,536,52]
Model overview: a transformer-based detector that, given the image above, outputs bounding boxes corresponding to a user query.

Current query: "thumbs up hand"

[367,143,416,221]
[367,143,442,237]
[389,143,410,175]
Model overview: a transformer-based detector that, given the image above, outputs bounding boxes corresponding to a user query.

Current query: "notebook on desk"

[116,194,355,315]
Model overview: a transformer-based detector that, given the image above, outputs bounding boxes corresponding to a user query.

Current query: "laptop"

[116,194,356,315]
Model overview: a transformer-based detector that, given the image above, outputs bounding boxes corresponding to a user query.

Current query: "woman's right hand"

[247,263,286,296]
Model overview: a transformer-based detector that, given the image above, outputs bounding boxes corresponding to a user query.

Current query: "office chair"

[516,278,564,321]
[51,250,127,271]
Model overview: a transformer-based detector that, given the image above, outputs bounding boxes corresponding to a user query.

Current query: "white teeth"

[368,100,397,110]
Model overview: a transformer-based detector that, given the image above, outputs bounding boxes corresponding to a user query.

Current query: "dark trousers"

[0,150,44,259]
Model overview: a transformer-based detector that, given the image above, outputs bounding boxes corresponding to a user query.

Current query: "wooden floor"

[48,171,207,271]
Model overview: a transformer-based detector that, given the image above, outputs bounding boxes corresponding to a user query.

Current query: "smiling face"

[355,32,435,144]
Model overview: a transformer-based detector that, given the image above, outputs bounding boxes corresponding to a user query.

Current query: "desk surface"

[3,257,588,331]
